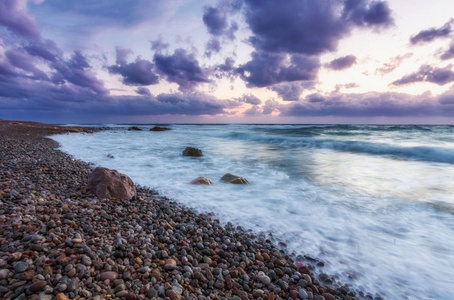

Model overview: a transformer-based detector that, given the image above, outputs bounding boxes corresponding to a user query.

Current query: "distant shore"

[0,119,361,300]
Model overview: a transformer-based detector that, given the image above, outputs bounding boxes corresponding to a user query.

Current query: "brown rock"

[85,167,136,200]
[182,147,203,157]
[149,126,171,131]
[165,259,177,266]
[128,126,142,131]
[190,177,212,185]
[56,294,69,300]
[322,293,335,300]
[220,173,249,184]
[28,280,47,292]
[100,271,118,281]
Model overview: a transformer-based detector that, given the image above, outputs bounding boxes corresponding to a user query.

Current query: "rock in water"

[220,173,249,184]
[182,147,203,157]
[149,126,171,131]
[127,126,142,131]
[85,167,136,200]
[190,177,212,185]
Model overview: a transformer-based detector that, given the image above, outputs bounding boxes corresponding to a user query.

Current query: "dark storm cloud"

[278,91,454,117]
[237,94,262,105]
[375,53,413,75]
[202,1,240,39]
[391,65,454,86]
[270,82,315,101]
[243,0,392,55]
[5,47,48,80]
[51,51,107,93]
[325,55,357,70]
[0,0,40,38]
[342,0,393,27]
[203,6,227,36]
[237,52,320,88]
[108,58,159,86]
[24,39,62,62]
[153,49,211,91]
[410,20,453,45]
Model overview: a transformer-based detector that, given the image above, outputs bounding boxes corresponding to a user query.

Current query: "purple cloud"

[150,36,169,52]
[244,0,392,55]
[24,39,62,62]
[342,0,393,27]
[153,49,211,91]
[391,65,454,86]
[325,55,357,70]
[135,87,151,96]
[410,20,453,45]
[108,58,159,86]
[278,91,454,117]
[376,53,413,75]
[203,6,227,36]
[205,38,221,57]
[440,43,454,60]
[237,51,320,88]
[270,82,315,101]
[237,94,262,105]
[5,47,48,80]
[114,46,133,65]
[0,0,40,38]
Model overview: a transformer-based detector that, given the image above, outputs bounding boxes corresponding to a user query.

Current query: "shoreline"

[0,119,362,300]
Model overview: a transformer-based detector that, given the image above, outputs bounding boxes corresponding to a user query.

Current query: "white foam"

[51,125,454,299]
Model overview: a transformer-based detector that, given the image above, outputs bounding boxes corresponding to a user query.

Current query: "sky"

[1,0,454,124]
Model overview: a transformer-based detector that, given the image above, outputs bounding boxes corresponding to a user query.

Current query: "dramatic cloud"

[237,52,320,88]
[24,39,62,62]
[376,53,413,75]
[410,19,453,45]
[202,1,240,39]
[0,0,40,37]
[243,0,392,55]
[391,65,454,86]
[203,6,227,36]
[325,55,357,70]
[108,57,159,86]
[5,47,48,80]
[153,49,211,91]
[342,0,393,27]
[278,91,454,117]
[270,82,315,101]
[237,94,262,105]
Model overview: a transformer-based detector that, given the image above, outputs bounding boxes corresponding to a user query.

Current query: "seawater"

[52,124,454,299]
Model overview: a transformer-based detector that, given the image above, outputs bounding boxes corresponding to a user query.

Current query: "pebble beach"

[0,120,363,300]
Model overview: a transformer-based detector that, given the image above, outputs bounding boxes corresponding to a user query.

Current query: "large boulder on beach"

[220,173,249,184]
[128,126,142,131]
[190,177,212,185]
[85,167,136,200]
[182,147,203,157]
[150,126,171,131]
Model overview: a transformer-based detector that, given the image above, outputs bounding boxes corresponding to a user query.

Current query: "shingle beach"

[0,119,362,300]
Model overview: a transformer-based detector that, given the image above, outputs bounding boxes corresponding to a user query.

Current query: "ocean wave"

[221,131,454,164]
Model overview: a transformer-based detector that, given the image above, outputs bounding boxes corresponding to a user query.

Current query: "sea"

[51,124,454,299]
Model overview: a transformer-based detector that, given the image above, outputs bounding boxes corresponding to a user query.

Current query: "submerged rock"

[190,177,212,185]
[150,126,171,131]
[182,147,203,157]
[85,167,136,200]
[127,126,142,131]
[220,173,249,184]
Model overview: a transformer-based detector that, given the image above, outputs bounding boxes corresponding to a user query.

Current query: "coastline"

[0,120,360,300]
